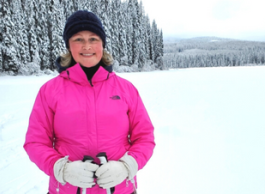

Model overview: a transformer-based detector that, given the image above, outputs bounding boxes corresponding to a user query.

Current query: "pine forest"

[0,0,164,75]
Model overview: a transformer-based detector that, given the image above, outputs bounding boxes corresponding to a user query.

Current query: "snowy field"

[0,66,265,194]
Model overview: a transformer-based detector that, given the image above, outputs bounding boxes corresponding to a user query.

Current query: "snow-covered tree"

[125,1,133,65]
[36,0,50,69]
[98,0,112,54]
[156,30,164,69]
[110,0,120,60]
[46,0,65,68]
[151,20,159,63]
[1,0,19,72]
[127,0,140,67]
[144,15,151,61]
[24,0,39,64]
[0,0,4,71]
[15,0,31,68]
[118,2,128,65]
[138,1,147,69]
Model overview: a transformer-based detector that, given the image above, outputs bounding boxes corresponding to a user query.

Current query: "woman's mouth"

[81,53,94,56]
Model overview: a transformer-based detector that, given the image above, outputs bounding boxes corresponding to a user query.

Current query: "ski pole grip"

[83,155,94,163]
[96,152,115,194]
[76,155,94,194]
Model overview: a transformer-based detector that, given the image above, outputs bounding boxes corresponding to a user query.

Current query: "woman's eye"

[90,38,97,42]
[75,38,82,42]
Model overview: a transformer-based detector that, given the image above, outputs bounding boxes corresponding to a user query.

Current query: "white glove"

[54,157,99,188]
[96,153,138,189]
[96,160,128,188]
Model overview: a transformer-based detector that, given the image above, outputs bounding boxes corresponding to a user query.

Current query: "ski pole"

[77,155,94,194]
[96,152,115,194]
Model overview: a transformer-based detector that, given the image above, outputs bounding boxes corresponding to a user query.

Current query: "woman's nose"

[82,41,91,49]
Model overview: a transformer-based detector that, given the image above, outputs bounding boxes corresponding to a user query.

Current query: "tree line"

[0,0,164,75]
[163,37,265,68]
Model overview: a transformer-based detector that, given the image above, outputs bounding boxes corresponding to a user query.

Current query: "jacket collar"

[59,61,114,86]
[55,56,113,74]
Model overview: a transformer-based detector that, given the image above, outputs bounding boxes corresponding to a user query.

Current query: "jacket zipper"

[88,79,93,87]
[66,70,71,80]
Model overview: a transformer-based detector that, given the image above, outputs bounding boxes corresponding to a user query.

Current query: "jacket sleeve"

[127,84,155,170]
[24,83,63,176]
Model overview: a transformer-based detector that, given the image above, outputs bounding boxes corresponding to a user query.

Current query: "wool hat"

[63,10,106,48]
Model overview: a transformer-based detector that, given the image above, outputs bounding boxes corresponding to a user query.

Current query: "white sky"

[139,0,265,41]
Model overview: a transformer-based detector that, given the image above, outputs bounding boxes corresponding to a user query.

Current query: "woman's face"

[69,31,103,67]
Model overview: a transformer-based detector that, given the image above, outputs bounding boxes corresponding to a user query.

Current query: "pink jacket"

[24,64,155,194]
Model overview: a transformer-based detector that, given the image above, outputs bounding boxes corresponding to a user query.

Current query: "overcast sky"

[140,0,265,41]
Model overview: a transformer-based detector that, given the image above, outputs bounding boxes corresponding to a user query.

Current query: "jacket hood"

[55,56,113,73]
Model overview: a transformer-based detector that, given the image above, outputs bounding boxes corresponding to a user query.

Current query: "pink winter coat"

[24,64,155,194]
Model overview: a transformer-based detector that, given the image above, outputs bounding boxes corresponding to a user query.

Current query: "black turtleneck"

[80,63,100,81]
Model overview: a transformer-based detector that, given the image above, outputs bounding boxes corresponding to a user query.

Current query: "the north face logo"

[110,95,121,100]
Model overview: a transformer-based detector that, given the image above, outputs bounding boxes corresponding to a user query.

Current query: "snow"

[1,66,265,194]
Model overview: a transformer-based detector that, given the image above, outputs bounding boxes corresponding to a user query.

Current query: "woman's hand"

[96,161,128,188]
[54,158,99,188]
[64,161,99,188]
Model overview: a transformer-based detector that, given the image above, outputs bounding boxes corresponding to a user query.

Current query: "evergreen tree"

[156,30,164,69]
[47,0,65,69]
[11,0,27,67]
[149,20,156,62]
[119,2,128,65]
[144,15,151,61]
[99,0,112,54]
[2,0,18,72]
[24,0,39,63]
[36,0,50,69]
[128,0,140,66]
[125,0,133,65]
[160,30,164,57]
[110,0,120,60]
[0,46,2,72]
[151,20,160,64]
[138,1,147,68]
[0,0,4,71]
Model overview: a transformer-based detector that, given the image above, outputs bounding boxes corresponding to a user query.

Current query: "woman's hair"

[60,49,113,67]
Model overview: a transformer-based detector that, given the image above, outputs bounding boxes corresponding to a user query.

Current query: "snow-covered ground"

[0,66,265,194]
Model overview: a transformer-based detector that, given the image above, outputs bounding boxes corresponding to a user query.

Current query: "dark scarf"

[80,62,100,81]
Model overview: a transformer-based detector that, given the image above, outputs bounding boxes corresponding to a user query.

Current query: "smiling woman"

[23,10,155,194]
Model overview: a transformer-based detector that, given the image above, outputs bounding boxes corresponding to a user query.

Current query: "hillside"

[163,36,265,68]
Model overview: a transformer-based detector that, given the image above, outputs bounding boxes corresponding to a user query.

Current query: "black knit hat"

[63,10,106,48]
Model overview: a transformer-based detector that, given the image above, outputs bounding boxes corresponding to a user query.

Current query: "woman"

[24,10,155,194]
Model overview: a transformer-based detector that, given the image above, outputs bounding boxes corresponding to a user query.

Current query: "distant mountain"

[164,36,236,44]
[163,36,265,69]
